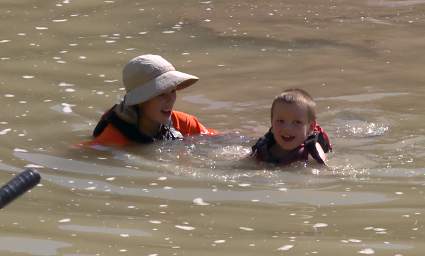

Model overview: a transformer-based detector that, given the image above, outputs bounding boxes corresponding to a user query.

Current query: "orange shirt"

[84,110,217,147]
[170,111,217,136]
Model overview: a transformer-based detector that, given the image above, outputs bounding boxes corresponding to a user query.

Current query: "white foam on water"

[349,239,362,243]
[0,128,11,135]
[14,148,28,153]
[277,245,294,251]
[193,197,210,205]
[239,227,254,231]
[313,223,328,228]
[175,225,195,231]
[62,104,73,113]
[373,228,386,232]
[358,248,375,254]
[24,164,44,168]
[58,82,74,87]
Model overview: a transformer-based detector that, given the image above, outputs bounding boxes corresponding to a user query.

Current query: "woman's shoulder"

[85,123,130,147]
[171,110,196,120]
[171,110,218,136]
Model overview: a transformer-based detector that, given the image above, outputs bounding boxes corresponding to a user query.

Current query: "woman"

[87,54,217,146]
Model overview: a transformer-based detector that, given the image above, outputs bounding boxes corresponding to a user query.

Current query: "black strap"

[316,132,331,153]
[304,133,326,164]
[93,105,116,137]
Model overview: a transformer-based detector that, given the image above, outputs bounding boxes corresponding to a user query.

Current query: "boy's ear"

[309,120,317,133]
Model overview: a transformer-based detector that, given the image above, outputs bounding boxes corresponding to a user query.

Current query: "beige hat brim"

[124,70,199,106]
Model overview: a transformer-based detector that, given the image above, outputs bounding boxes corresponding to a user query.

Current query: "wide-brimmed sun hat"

[122,54,199,106]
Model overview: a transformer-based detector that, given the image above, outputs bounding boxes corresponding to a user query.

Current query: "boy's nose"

[281,123,294,132]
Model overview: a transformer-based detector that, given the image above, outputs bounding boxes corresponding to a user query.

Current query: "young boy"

[251,88,331,165]
[85,54,217,147]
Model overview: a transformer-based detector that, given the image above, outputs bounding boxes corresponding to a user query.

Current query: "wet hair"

[271,88,316,122]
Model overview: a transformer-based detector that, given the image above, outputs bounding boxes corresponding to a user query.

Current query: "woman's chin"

[157,117,170,125]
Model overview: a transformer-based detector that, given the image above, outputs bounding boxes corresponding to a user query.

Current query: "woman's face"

[138,89,177,126]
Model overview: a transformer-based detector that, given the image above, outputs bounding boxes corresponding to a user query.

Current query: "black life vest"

[93,105,183,144]
[251,125,332,165]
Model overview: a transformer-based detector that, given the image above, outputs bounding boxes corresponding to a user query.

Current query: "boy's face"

[271,102,315,151]
[138,89,177,125]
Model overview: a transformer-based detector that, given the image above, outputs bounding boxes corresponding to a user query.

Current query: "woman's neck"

[138,118,161,137]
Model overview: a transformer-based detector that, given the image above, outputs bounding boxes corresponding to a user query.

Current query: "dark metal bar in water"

[0,168,41,209]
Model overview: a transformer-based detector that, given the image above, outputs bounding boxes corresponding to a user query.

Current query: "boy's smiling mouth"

[281,135,295,142]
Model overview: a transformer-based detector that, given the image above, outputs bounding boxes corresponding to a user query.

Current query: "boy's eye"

[277,119,285,123]
[293,120,303,125]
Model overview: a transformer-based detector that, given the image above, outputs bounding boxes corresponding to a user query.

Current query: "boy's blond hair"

[271,88,316,122]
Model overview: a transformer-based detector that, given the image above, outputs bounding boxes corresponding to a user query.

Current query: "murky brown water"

[1,0,425,255]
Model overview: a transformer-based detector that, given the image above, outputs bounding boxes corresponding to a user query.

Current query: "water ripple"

[0,237,71,256]
[336,120,389,138]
